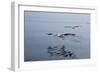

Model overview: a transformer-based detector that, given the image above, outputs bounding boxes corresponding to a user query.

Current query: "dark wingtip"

[47,33,53,35]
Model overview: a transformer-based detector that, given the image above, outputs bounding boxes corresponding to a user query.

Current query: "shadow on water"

[47,45,77,59]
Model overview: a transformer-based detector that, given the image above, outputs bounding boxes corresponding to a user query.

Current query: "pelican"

[64,25,81,29]
[55,33,64,37]
[47,32,76,40]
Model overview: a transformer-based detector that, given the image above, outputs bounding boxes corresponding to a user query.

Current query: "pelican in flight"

[64,25,81,29]
[47,33,76,40]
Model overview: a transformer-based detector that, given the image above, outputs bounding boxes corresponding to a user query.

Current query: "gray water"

[24,11,90,62]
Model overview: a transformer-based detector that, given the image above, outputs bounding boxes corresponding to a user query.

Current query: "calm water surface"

[24,11,90,61]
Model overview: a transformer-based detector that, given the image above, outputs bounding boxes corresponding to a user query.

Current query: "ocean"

[24,11,90,61]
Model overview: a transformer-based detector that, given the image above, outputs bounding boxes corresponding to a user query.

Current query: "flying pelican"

[64,25,81,29]
[47,33,76,40]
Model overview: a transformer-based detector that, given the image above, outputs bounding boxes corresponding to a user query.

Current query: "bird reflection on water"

[47,45,77,59]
